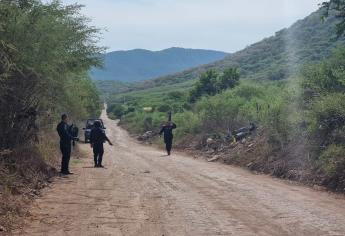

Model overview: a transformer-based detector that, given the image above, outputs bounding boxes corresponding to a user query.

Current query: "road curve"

[14,109,345,236]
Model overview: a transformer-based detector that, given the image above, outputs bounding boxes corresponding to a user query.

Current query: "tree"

[108,104,125,119]
[189,70,218,102]
[322,0,345,37]
[0,0,104,149]
[217,68,240,92]
[302,46,345,102]
[189,68,240,102]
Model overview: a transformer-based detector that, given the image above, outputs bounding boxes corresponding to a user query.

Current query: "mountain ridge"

[90,47,228,82]
[125,8,345,91]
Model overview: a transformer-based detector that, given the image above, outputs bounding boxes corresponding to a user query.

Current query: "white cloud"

[57,0,321,52]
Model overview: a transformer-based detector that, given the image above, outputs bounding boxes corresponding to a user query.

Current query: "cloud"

[58,0,321,52]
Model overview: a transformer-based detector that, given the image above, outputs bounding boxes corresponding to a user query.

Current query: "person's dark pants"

[93,143,104,167]
[164,137,173,155]
[60,142,71,173]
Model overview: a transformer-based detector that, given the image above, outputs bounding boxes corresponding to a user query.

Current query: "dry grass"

[0,131,59,233]
[177,131,320,189]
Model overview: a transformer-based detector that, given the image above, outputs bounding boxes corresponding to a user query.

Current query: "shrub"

[307,93,345,146]
[157,104,171,112]
[320,144,345,175]
[107,104,126,119]
[174,111,201,139]
[319,144,345,191]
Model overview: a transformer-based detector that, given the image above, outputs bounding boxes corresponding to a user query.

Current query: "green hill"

[121,8,344,92]
[91,47,227,82]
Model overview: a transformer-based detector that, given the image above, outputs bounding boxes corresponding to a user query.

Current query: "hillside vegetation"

[91,47,227,82]
[103,7,345,95]
[107,5,345,192]
[0,0,102,231]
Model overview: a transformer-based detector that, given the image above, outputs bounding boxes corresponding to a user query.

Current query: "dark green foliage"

[157,104,172,113]
[189,69,239,102]
[302,48,345,155]
[0,0,103,149]
[127,106,135,113]
[299,47,345,190]
[166,91,185,101]
[319,144,345,191]
[107,104,126,119]
[308,93,345,146]
[322,0,345,37]
[302,47,345,102]
[217,68,240,91]
[189,70,218,102]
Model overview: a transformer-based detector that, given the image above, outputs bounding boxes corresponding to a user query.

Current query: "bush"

[307,93,345,146]
[157,104,172,112]
[174,111,201,139]
[320,145,345,175]
[122,111,167,133]
[189,68,240,102]
[0,0,103,150]
[107,104,126,119]
[302,47,345,102]
[319,144,345,191]
[166,91,185,100]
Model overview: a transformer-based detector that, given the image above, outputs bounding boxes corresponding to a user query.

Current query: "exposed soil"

[12,109,345,236]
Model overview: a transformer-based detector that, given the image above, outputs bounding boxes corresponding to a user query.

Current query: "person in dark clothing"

[159,121,177,156]
[90,121,113,168]
[56,114,78,175]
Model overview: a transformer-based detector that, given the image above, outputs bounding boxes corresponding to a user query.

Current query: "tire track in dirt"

[13,109,345,236]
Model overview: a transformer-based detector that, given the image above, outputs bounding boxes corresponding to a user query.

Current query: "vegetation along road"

[15,109,345,236]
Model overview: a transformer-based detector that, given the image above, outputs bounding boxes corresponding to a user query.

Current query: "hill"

[90,47,227,82]
[123,8,345,91]
[106,6,345,193]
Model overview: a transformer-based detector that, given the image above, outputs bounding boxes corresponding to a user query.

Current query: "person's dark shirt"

[159,123,177,142]
[57,121,74,146]
[90,127,110,146]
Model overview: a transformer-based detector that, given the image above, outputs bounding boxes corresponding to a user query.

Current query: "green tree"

[0,0,103,149]
[189,69,240,102]
[189,70,218,102]
[302,47,345,103]
[217,68,240,92]
[322,0,345,37]
[108,104,126,119]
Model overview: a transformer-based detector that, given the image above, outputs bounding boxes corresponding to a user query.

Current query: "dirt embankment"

[0,132,85,233]
[0,147,54,233]
[172,129,338,192]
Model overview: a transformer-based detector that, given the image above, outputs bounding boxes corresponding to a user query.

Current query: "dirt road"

[14,109,345,236]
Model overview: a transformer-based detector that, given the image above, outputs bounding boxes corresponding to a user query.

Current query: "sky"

[59,0,322,53]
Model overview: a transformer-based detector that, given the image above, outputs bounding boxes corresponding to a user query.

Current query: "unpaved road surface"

[14,110,345,236]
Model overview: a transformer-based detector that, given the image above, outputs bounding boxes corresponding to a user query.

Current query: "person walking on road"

[159,121,177,156]
[90,121,113,168]
[56,114,78,175]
